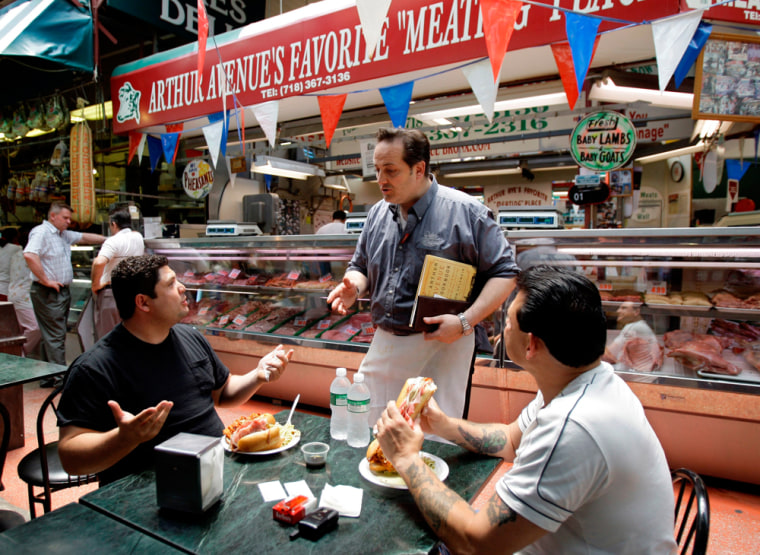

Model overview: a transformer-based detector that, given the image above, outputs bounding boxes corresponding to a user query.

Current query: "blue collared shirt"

[24,220,83,285]
[348,178,519,334]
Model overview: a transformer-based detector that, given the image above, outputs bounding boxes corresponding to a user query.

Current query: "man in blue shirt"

[327,128,519,422]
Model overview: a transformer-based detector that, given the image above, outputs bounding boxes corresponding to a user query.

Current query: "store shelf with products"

[506,227,760,484]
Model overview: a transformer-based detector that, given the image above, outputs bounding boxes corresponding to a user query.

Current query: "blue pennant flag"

[147,135,163,173]
[674,22,712,89]
[380,81,414,128]
[161,132,180,165]
[725,159,751,182]
[565,12,601,94]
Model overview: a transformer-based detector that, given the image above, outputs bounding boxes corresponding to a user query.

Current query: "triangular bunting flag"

[147,135,163,173]
[462,60,500,124]
[318,94,347,149]
[161,133,180,165]
[565,12,601,94]
[252,101,280,147]
[552,38,600,110]
[652,10,704,91]
[674,20,712,89]
[203,120,224,168]
[356,0,392,61]
[725,159,751,182]
[480,0,523,82]
[166,123,183,164]
[128,132,142,164]
[380,81,414,128]
[197,0,208,87]
[136,133,146,166]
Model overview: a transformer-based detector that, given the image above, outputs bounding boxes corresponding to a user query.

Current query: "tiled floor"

[2,381,760,553]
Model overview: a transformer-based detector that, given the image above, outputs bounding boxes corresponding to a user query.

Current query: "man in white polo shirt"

[91,206,144,340]
[24,202,105,369]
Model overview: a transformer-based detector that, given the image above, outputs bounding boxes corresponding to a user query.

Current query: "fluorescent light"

[25,128,54,138]
[70,101,112,123]
[588,78,693,110]
[692,119,732,140]
[323,175,350,191]
[251,155,325,180]
[634,141,706,164]
[417,92,568,122]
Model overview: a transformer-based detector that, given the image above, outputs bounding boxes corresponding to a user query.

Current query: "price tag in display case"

[598,281,614,291]
[319,273,333,282]
[287,270,301,281]
[648,281,668,296]
[229,268,241,279]
[317,319,333,330]
[361,322,376,336]
[233,314,247,327]
[294,318,308,327]
[218,315,230,326]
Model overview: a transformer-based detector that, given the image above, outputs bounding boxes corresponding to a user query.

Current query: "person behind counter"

[375,265,676,554]
[91,206,145,340]
[316,210,348,234]
[57,255,294,485]
[23,202,105,370]
[327,127,518,423]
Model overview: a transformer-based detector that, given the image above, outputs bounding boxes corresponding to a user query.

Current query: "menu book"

[409,255,476,332]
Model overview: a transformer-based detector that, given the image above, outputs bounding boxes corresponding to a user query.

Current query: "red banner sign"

[111,0,681,134]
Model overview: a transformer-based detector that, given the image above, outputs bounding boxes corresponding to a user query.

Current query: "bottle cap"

[336,367,346,377]
[354,373,364,383]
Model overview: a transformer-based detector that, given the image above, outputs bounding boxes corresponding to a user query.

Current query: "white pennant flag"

[202,120,224,168]
[252,101,280,147]
[463,59,501,124]
[356,0,392,61]
[136,133,147,166]
[652,10,704,91]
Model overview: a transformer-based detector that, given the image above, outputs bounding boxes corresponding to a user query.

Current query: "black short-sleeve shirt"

[58,323,230,485]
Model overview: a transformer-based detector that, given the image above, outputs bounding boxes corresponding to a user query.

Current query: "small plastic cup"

[301,442,330,468]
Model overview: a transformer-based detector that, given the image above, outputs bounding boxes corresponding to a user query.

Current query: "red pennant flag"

[166,123,184,164]
[551,39,600,110]
[128,132,142,164]
[480,0,523,82]
[197,0,209,88]
[318,94,347,149]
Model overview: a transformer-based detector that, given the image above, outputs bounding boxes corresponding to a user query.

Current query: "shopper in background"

[0,226,22,301]
[8,229,40,357]
[316,210,348,235]
[23,202,105,373]
[375,266,676,554]
[327,128,519,423]
[91,206,145,340]
[57,255,293,485]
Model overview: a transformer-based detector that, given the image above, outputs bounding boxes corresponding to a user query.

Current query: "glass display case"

[69,245,98,330]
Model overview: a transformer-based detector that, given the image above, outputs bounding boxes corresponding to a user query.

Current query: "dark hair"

[109,206,132,230]
[376,128,431,177]
[112,255,168,320]
[49,201,73,215]
[515,265,606,367]
[0,227,19,247]
[332,210,347,221]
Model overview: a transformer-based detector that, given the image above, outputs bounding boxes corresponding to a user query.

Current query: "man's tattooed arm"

[455,423,509,455]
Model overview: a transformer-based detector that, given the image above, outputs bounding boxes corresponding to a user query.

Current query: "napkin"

[258,480,287,502]
[285,480,315,500]
[319,483,363,518]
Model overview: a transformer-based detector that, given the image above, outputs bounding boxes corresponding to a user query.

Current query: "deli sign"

[111,0,680,134]
[570,111,637,172]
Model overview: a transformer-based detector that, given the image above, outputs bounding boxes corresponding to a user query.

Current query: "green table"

[0,502,183,554]
[80,411,500,554]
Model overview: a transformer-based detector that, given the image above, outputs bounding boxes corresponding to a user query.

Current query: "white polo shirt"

[97,228,145,287]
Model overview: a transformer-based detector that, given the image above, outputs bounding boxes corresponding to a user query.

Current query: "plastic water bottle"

[329,367,351,440]
[346,372,371,448]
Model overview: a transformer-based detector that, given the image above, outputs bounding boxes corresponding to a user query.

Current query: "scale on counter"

[205,221,263,236]
[345,212,367,234]
[497,207,564,230]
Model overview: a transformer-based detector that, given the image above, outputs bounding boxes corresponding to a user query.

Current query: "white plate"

[222,430,301,456]
[359,451,449,490]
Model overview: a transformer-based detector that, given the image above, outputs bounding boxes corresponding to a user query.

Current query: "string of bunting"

[128,0,744,171]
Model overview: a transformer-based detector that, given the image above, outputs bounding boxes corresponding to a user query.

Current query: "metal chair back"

[672,467,710,555]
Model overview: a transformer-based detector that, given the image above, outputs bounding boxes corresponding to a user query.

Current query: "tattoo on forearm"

[457,424,508,454]
[406,462,464,533]
[487,496,517,527]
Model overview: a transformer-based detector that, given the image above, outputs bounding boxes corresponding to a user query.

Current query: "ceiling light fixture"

[691,119,732,140]
[323,175,351,191]
[634,141,707,164]
[588,78,694,110]
[70,101,113,123]
[251,155,325,180]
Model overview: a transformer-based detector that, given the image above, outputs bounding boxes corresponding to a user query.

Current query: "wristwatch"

[457,313,473,336]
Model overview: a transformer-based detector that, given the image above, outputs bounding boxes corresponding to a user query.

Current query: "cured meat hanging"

[70,120,96,225]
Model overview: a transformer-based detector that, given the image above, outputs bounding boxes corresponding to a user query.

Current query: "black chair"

[17,385,98,518]
[672,468,710,555]
[0,401,26,530]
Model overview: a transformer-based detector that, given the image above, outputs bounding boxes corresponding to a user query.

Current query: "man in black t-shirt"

[57,255,293,484]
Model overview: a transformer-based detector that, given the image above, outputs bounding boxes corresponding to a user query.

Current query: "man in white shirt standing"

[91,206,144,340]
[316,210,348,234]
